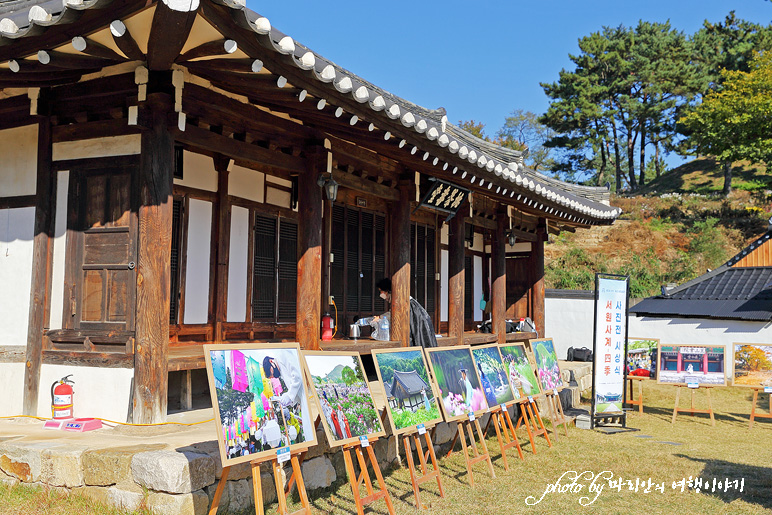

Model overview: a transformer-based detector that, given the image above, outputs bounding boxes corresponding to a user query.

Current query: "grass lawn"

[2,382,770,514]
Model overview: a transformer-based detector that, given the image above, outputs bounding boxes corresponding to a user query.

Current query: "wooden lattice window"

[252,214,297,323]
[169,197,184,324]
[410,222,437,324]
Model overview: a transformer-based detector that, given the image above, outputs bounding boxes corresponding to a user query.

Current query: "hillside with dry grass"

[545,158,772,297]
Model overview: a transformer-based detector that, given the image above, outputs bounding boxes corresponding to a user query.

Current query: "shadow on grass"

[639,405,749,425]
[674,454,772,511]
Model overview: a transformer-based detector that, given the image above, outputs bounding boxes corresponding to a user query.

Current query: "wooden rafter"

[146,1,197,71]
[109,19,145,61]
[177,38,237,62]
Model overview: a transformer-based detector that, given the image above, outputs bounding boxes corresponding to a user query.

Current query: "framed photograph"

[371,347,444,435]
[531,338,565,392]
[656,344,726,387]
[301,351,386,447]
[732,343,772,388]
[471,344,518,405]
[425,346,489,421]
[204,343,317,467]
[499,343,541,397]
[626,337,659,379]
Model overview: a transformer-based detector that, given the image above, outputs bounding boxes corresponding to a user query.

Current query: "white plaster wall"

[52,134,140,161]
[227,206,249,322]
[545,292,772,373]
[0,207,35,346]
[36,364,134,422]
[49,170,69,330]
[183,199,212,324]
[0,363,26,416]
[229,164,264,203]
[175,150,217,192]
[440,249,448,322]
[471,232,484,252]
[265,187,291,208]
[507,241,532,253]
[473,255,483,322]
[265,175,292,188]
[0,124,37,196]
[440,223,449,246]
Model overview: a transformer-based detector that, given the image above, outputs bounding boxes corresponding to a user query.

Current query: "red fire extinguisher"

[51,375,74,419]
[321,313,334,341]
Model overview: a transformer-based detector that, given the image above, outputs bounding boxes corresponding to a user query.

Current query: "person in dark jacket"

[374,278,438,348]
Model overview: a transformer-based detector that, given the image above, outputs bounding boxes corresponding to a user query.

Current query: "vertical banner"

[591,274,629,427]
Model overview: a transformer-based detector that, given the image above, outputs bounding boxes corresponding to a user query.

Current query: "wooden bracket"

[342,437,395,515]
[403,429,445,509]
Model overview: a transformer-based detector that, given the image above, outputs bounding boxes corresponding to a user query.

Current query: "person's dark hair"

[263,356,277,378]
[376,278,392,293]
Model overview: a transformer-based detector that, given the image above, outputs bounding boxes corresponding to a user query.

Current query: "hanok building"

[0,0,619,423]
[390,370,430,411]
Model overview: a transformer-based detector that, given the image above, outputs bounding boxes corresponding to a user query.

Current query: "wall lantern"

[316,173,339,201]
[508,233,516,247]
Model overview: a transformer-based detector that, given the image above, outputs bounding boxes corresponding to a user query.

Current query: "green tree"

[679,52,772,195]
[341,365,357,386]
[457,119,490,141]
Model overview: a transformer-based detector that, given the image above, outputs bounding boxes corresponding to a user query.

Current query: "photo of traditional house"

[657,345,726,386]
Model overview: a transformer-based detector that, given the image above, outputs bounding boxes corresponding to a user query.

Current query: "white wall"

[183,199,212,324]
[545,291,772,373]
[0,207,35,346]
[0,363,26,416]
[227,206,249,322]
[473,255,483,321]
[175,150,217,192]
[0,124,37,196]
[440,249,448,322]
[36,364,134,422]
[229,164,264,203]
[49,170,69,330]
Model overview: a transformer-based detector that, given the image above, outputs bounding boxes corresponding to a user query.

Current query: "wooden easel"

[625,376,646,414]
[514,397,551,453]
[482,405,524,470]
[671,386,715,426]
[208,451,310,515]
[342,437,395,515]
[402,428,445,509]
[451,417,495,486]
[749,388,772,429]
[544,390,570,439]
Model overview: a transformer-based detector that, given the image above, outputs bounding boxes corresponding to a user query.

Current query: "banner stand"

[590,273,631,429]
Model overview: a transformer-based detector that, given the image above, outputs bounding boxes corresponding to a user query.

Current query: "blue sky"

[246,1,770,168]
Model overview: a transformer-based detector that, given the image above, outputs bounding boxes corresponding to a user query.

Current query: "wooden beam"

[173,124,306,174]
[37,50,117,70]
[52,119,140,142]
[391,177,412,347]
[133,94,174,424]
[448,200,466,345]
[177,38,237,62]
[465,215,496,231]
[110,19,145,61]
[212,155,231,342]
[491,208,507,344]
[529,219,546,338]
[509,227,539,243]
[296,146,325,350]
[22,115,54,417]
[333,170,399,202]
[0,195,36,209]
[147,1,197,71]
[72,36,126,61]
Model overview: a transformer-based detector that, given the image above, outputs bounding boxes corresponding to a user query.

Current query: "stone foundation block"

[0,441,54,483]
[131,450,215,494]
[301,456,336,490]
[148,489,209,515]
[108,482,146,512]
[41,445,87,488]
[82,444,166,486]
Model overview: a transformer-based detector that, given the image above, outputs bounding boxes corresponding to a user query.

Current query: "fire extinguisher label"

[54,394,72,405]
[55,409,72,418]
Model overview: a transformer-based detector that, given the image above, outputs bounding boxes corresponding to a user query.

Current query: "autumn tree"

[735,346,772,372]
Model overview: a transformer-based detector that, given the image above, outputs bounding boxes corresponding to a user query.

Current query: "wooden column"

[22,114,54,416]
[390,177,412,347]
[133,94,174,424]
[213,155,231,342]
[448,199,467,345]
[296,147,325,350]
[491,207,507,344]
[529,218,546,338]
[320,197,332,315]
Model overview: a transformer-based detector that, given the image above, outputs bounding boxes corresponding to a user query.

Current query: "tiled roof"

[0,0,621,222]
[630,267,772,322]
[391,370,429,396]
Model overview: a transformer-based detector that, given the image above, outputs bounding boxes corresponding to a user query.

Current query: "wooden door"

[506,256,530,320]
[66,167,137,332]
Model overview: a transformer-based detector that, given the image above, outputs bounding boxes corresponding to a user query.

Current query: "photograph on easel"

[372,348,443,435]
[425,346,489,421]
[626,337,659,379]
[471,344,517,405]
[499,343,541,397]
[302,351,386,447]
[531,338,564,392]
[204,343,317,466]
[732,343,772,388]
[656,344,727,386]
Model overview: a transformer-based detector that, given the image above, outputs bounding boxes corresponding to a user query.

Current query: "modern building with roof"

[0,0,619,423]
